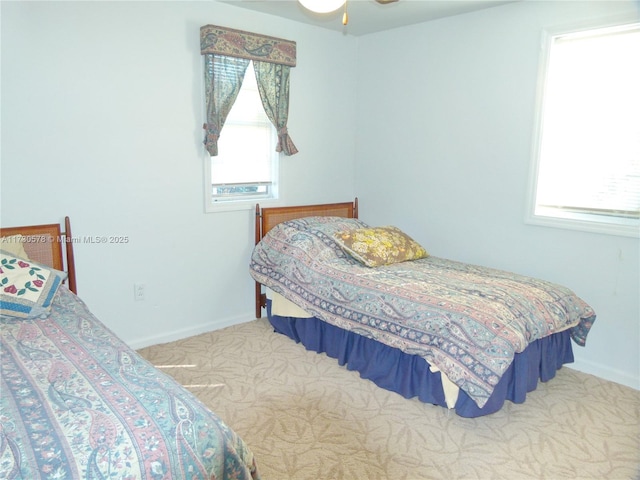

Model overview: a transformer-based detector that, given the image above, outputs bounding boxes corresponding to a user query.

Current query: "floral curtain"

[203,55,249,156]
[254,61,298,156]
[200,25,298,156]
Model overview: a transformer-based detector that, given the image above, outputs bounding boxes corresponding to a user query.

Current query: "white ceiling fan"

[298,0,399,26]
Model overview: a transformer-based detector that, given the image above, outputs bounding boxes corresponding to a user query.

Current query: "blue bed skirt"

[267,300,574,418]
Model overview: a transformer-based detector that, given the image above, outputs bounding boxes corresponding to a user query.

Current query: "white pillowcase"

[0,234,30,260]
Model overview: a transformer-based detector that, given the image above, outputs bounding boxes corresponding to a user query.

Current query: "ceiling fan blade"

[375,0,399,4]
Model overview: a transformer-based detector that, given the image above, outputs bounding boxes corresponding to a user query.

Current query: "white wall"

[1,1,358,346]
[355,1,639,390]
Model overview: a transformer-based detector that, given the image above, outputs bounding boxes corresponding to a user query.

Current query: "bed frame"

[254,198,358,318]
[1,217,77,294]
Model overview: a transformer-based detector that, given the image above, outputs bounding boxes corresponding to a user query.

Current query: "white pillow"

[0,234,30,260]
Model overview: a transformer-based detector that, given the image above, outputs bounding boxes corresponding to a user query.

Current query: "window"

[206,62,278,209]
[527,21,640,237]
[200,25,297,212]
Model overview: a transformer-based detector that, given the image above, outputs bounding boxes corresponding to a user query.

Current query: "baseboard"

[129,312,256,350]
[567,360,640,391]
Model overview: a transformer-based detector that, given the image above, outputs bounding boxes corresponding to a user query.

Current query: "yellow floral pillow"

[334,226,428,267]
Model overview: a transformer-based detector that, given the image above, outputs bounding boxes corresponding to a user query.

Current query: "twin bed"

[0,219,259,479]
[250,198,596,418]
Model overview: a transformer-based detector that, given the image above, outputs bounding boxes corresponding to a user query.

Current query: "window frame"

[525,16,640,238]
[202,60,280,213]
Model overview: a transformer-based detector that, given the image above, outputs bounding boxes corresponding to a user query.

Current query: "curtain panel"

[254,61,299,156]
[200,25,298,156]
[203,55,249,157]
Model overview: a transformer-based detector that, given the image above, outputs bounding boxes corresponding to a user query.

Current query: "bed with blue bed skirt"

[250,200,596,418]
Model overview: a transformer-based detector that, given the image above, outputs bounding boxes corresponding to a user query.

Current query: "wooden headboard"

[254,198,358,318]
[0,217,77,294]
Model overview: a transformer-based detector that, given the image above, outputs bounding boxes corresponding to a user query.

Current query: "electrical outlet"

[134,283,145,301]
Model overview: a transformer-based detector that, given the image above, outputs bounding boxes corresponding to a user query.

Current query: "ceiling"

[219,0,517,36]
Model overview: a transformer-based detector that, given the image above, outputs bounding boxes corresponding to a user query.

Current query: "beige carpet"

[138,318,640,480]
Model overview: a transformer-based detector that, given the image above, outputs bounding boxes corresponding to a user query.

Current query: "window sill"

[205,198,280,214]
[525,211,639,238]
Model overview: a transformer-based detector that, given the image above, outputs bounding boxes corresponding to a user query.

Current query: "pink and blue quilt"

[0,286,260,480]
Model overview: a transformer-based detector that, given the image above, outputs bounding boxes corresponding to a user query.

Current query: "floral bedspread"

[0,286,260,480]
[250,216,596,408]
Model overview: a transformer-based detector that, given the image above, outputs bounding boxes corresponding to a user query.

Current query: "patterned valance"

[200,25,296,67]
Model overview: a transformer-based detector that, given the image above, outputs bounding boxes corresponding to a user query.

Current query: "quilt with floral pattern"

[250,216,596,409]
[0,286,260,480]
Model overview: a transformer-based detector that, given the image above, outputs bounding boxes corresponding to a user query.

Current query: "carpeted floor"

[138,318,640,480]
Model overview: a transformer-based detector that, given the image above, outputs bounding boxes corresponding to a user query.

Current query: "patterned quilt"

[0,286,260,480]
[250,216,596,408]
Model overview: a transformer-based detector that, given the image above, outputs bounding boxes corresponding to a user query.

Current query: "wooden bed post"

[64,216,77,294]
[255,204,263,319]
